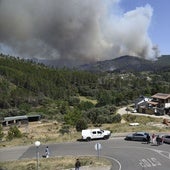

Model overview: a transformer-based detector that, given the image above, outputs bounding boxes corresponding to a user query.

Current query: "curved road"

[117,106,170,120]
[1,137,170,170]
[1,108,170,169]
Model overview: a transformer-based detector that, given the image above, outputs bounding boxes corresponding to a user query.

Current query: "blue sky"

[120,0,170,55]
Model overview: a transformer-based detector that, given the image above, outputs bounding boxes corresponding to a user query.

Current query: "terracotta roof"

[151,93,170,100]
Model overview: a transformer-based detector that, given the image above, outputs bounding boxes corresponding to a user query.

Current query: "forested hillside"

[78,55,170,72]
[0,54,170,129]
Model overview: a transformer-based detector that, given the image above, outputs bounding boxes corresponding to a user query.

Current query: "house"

[134,95,152,113]
[135,93,170,115]
[149,93,170,115]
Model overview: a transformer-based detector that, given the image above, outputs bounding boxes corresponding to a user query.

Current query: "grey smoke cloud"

[0,0,158,66]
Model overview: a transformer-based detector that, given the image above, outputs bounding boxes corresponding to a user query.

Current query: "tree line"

[0,54,170,130]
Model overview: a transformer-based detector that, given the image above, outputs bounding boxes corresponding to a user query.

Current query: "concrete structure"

[2,115,41,126]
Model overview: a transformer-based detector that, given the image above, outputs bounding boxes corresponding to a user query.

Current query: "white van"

[82,128,111,141]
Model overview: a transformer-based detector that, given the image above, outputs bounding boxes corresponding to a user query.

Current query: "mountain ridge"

[77,55,170,72]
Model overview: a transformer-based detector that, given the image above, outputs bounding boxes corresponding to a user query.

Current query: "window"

[135,134,143,137]
[166,136,170,139]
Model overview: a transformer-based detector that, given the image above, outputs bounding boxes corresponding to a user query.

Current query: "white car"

[82,128,111,141]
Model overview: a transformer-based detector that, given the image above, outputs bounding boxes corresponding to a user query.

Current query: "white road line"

[109,146,170,160]
[102,155,122,170]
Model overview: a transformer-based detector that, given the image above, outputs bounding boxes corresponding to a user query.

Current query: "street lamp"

[35,141,41,170]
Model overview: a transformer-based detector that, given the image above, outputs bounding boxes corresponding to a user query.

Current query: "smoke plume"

[0,0,158,67]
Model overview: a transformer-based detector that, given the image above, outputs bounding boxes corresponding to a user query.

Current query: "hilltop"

[78,55,170,72]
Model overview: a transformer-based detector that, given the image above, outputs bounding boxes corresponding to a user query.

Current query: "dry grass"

[103,115,170,134]
[1,121,81,147]
[1,114,169,148]
[79,96,97,105]
[0,156,111,170]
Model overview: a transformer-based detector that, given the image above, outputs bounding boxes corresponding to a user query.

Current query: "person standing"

[161,135,164,145]
[45,146,50,158]
[146,134,150,144]
[156,135,161,146]
[75,159,81,170]
[152,134,155,144]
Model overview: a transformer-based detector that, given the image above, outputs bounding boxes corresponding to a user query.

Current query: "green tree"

[64,109,82,126]
[78,101,94,111]
[76,118,88,132]
[7,126,22,140]
[97,90,112,106]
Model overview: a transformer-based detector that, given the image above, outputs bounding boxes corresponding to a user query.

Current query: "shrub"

[6,126,22,140]
[78,101,94,111]
[0,125,4,141]
[59,125,70,135]
[76,118,88,132]
[122,114,137,122]
[111,114,121,123]
[96,115,108,124]
[68,97,80,106]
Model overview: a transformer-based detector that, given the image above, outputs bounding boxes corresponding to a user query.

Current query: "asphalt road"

[1,137,170,170]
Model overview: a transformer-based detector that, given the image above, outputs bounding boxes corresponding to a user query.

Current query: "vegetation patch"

[0,156,111,170]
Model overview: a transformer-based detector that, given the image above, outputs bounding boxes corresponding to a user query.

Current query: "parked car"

[82,128,111,141]
[125,132,149,141]
[162,135,170,144]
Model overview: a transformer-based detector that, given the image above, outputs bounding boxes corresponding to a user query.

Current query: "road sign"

[95,143,102,151]
[95,143,102,159]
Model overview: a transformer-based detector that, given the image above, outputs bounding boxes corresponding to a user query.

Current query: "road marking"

[151,149,170,159]
[109,146,170,160]
[139,158,161,168]
[103,155,122,170]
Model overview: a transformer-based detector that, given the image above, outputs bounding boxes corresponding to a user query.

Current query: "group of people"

[151,134,164,145]
[146,133,164,146]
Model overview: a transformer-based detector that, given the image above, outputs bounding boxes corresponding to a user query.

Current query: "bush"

[0,125,4,141]
[111,114,121,123]
[78,101,94,111]
[76,118,88,132]
[122,114,137,122]
[68,97,80,106]
[59,125,70,135]
[96,115,108,124]
[6,126,22,140]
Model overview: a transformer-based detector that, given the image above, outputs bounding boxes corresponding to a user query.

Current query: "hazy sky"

[120,0,170,55]
[0,0,169,67]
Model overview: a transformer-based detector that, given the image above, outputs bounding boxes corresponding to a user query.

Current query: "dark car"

[125,132,149,141]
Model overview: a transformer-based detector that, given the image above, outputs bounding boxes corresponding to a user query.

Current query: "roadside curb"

[64,165,111,170]
[111,132,170,139]
[111,132,130,138]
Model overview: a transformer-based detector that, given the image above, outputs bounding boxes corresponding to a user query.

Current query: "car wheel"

[126,137,132,140]
[143,138,147,142]
[86,137,91,141]
[103,136,108,140]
